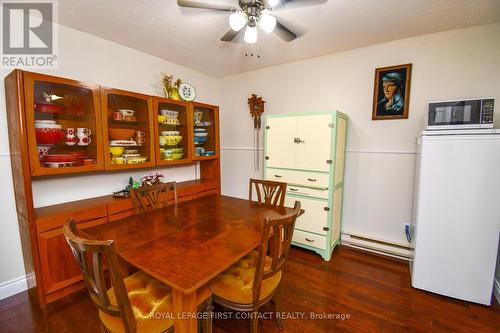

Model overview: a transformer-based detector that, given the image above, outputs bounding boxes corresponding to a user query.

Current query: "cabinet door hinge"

[324,207,330,211]
[327,160,333,164]
[323,227,330,231]
[329,123,335,128]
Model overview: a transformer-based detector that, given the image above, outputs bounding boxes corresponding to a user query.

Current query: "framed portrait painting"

[372,63,412,120]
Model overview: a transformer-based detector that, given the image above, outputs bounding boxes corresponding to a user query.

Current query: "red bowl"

[35,128,64,145]
[35,103,63,114]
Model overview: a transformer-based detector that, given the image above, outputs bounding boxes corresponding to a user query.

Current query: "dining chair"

[63,219,213,333]
[249,179,287,207]
[210,201,301,333]
[130,181,177,214]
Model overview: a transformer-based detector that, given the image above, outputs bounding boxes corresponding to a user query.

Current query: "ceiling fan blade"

[221,26,245,42]
[274,21,297,42]
[177,0,233,11]
[267,0,327,10]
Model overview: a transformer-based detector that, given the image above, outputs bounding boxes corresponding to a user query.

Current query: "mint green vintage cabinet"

[264,111,348,261]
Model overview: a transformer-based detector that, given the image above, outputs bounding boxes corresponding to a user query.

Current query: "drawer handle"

[307,178,317,182]
[289,188,299,191]
[274,175,283,178]
[305,238,314,243]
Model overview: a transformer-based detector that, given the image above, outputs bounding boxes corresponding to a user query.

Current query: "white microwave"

[427,98,494,130]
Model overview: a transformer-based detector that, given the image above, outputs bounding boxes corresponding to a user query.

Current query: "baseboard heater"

[341,232,412,261]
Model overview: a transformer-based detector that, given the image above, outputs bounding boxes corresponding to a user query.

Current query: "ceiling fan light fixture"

[244,26,258,44]
[259,12,276,33]
[229,11,247,31]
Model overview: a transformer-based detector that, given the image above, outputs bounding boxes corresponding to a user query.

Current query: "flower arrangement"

[161,73,182,100]
[140,172,165,186]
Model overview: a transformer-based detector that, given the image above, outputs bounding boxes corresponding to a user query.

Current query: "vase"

[168,88,181,101]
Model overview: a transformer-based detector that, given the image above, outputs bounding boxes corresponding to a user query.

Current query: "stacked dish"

[161,147,184,161]
[35,120,64,145]
[159,130,182,146]
[116,109,137,122]
[44,153,78,168]
[159,110,180,125]
[109,147,147,165]
[109,140,137,146]
[195,147,215,157]
[195,147,205,156]
[194,128,208,145]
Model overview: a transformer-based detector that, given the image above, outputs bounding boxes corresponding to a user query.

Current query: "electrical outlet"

[404,224,412,243]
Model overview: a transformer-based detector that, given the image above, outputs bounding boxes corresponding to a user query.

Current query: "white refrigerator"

[411,131,500,305]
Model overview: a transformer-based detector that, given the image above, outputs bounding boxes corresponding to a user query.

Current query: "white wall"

[218,23,500,249]
[0,24,217,293]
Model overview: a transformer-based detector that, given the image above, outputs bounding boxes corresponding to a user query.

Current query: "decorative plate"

[179,83,196,102]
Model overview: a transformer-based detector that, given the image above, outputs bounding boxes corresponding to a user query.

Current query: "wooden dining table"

[85,194,297,333]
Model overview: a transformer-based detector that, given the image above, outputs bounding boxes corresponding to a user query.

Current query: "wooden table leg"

[172,288,198,333]
[117,256,131,277]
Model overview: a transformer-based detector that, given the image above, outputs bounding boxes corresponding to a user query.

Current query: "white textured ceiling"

[58,0,500,77]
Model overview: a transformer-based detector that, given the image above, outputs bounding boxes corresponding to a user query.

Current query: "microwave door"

[435,107,452,124]
[428,100,483,129]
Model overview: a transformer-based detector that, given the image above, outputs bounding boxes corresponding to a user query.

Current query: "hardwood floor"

[0,246,498,333]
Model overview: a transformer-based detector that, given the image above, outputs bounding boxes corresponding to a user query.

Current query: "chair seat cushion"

[210,250,282,304]
[100,271,211,333]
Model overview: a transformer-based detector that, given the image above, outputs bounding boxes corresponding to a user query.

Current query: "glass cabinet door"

[23,73,104,176]
[191,102,219,161]
[101,88,155,170]
[153,98,191,165]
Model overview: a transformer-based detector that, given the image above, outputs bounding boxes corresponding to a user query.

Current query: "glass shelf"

[102,88,155,169]
[154,98,191,165]
[192,103,218,159]
[24,73,104,176]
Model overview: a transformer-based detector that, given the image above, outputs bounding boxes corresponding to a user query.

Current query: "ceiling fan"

[177,0,327,44]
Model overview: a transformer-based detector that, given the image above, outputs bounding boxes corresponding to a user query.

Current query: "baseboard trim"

[0,275,27,300]
[494,278,500,304]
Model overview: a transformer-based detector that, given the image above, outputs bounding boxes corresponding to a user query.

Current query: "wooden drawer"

[292,230,326,250]
[287,185,329,199]
[108,209,135,222]
[37,205,108,233]
[107,198,133,215]
[266,168,330,188]
[285,196,329,235]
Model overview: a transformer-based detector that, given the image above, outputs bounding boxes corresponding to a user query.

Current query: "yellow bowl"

[109,146,124,156]
[165,135,182,146]
[158,115,167,124]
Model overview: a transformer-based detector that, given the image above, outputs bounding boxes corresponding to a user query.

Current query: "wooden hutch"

[4,70,221,307]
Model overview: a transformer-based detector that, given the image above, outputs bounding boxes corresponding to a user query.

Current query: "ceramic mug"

[135,130,146,145]
[65,128,77,146]
[77,128,92,146]
[119,109,135,117]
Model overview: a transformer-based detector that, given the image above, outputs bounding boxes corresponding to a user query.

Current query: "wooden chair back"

[249,179,287,207]
[130,181,177,214]
[63,219,137,333]
[252,201,301,307]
